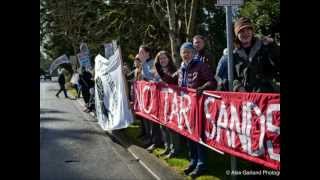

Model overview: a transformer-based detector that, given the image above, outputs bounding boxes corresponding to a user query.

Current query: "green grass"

[123,119,270,180]
[152,147,189,174]
[123,121,145,146]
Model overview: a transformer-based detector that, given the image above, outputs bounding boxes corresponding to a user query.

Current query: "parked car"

[40,71,52,81]
[44,73,52,80]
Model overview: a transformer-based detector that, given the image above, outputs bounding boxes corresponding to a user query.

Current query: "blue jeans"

[188,139,206,170]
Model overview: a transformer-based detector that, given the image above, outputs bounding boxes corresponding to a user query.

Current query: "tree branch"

[151,0,170,33]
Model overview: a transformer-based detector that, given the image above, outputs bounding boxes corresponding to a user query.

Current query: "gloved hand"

[196,86,205,96]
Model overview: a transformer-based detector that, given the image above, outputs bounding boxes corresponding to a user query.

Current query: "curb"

[75,99,184,180]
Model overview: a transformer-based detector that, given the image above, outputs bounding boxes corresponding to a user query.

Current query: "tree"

[196,0,227,61]
[151,0,201,65]
[239,0,280,44]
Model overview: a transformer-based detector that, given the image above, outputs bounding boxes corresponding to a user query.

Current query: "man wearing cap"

[232,17,280,93]
[178,42,216,178]
[193,35,217,75]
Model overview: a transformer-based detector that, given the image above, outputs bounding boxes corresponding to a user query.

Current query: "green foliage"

[197,1,227,61]
[41,0,280,69]
[239,0,280,43]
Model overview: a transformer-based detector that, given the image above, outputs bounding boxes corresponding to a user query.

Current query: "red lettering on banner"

[169,90,179,124]
[161,88,174,124]
[266,104,280,161]
[134,82,158,120]
[203,92,280,169]
[204,99,268,156]
[134,81,280,170]
[134,84,143,111]
[142,85,154,114]
[161,87,192,134]
[179,91,192,134]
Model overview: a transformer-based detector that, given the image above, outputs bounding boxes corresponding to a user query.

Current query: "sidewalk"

[76,99,185,180]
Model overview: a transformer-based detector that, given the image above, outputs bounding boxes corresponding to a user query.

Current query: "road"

[40,80,155,180]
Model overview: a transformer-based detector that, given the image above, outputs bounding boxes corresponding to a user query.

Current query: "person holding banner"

[178,42,216,178]
[232,17,280,93]
[130,55,147,138]
[130,55,143,102]
[137,45,162,150]
[154,50,182,159]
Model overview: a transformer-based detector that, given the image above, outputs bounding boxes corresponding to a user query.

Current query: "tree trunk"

[166,0,180,65]
[168,33,180,66]
[71,42,79,70]
[186,0,198,42]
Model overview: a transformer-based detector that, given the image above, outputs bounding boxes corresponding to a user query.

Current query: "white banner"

[94,48,133,130]
[49,54,70,74]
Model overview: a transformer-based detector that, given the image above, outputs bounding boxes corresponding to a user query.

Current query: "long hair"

[154,50,177,74]
[233,24,255,49]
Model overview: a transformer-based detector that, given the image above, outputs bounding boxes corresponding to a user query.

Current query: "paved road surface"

[40,80,155,180]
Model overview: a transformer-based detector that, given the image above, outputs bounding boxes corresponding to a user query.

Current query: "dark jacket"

[195,49,217,75]
[155,64,178,85]
[58,74,65,86]
[233,37,280,93]
[215,54,229,91]
[79,71,94,89]
[177,59,216,89]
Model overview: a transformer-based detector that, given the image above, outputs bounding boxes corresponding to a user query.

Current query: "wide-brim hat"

[234,17,254,36]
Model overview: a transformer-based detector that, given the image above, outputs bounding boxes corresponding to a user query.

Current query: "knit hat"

[234,17,254,36]
[180,42,194,51]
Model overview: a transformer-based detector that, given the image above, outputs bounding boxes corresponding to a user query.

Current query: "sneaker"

[159,148,169,156]
[189,168,206,178]
[183,165,196,175]
[146,144,156,152]
[163,152,176,160]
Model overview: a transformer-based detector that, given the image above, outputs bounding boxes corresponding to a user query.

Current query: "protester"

[215,48,229,91]
[79,67,94,111]
[130,54,147,139]
[130,54,143,101]
[137,45,162,151]
[232,17,280,93]
[56,69,69,98]
[154,50,181,159]
[177,42,216,178]
[193,35,217,74]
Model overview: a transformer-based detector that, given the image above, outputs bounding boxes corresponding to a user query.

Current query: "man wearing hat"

[177,42,216,178]
[232,17,280,93]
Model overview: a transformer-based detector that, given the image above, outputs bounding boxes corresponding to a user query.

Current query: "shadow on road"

[40,108,67,114]
[40,117,69,122]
